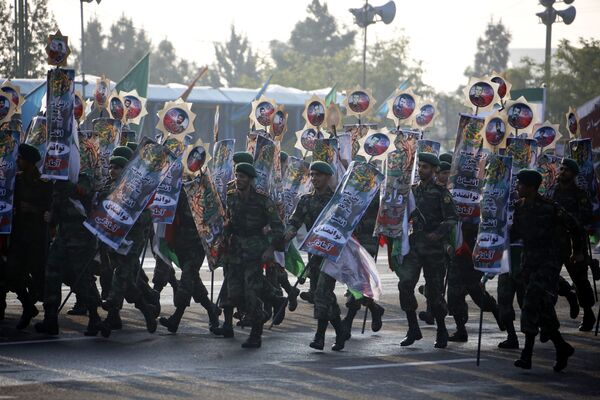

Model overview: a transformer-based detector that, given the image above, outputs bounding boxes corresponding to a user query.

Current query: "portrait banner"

[448,114,488,222]
[270,140,285,217]
[77,130,99,182]
[211,139,235,206]
[282,156,311,221]
[183,173,226,270]
[473,155,512,273]
[25,115,47,164]
[313,137,340,184]
[0,130,20,234]
[506,137,538,224]
[537,153,561,196]
[414,139,440,183]
[149,159,183,224]
[569,138,600,216]
[42,68,75,180]
[374,134,417,238]
[92,117,122,191]
[300,161,384,261]
[253,134,276,196]
[84,138,174,251]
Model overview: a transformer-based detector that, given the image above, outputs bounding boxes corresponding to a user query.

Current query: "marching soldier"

[213,162,285,348]
[285,161,349,351]
[398,152,457,349]
[512,169,583,372]
[546,158,596,331]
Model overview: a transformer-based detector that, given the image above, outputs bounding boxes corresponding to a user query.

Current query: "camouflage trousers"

[105,237,148,307]
[447,253,498,325]
[497,246,526,324]
[152,257,176,291]
[43,235,100,316]
[314,271,341,320]
[265,264,286,297]
[173,249,210,309]
[4,234,47,302]
[520,262,561,336]
[397,234,447,318]
[561,259,595,308]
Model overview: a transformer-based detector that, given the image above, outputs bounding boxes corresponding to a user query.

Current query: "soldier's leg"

[342,294,362,335]
[241,261,267,348]
[301,255,322,304]
[212,263,241,338]
[447,259,469,342]
[313,271,347,351]
[497,273,519,348]
[396,247,423,346]
[422,252,449,349]
[152,257,174,293]
[278,265,300,311]
[565,260,596,331]
[557,274,580,319]
[34,240,67,335]
[98,248,113,301]
[464,271,504,331]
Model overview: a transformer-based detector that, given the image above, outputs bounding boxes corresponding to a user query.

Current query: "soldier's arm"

[265,196,285,252]
[286,195,308,237]
[433,188,458,237]
[556,203,586,258]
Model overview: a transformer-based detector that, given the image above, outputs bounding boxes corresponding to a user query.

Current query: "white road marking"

[333,358,479,370]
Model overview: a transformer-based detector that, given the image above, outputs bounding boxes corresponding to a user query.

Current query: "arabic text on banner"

[84,137,174,250]
[374,133,417,238]
[0,130,20,234]
[448,114,489,223]
[149,159,182,224]
[473,154,512,273]
[282,156,310,222]
[506,137,538,225]
[92,118,122,191]
[42,68,75,180]
[537,153,561,196]
[300,161,384,262]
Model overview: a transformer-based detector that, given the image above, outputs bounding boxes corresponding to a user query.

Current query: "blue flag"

[375,79,410,119]
[21,82,47,131]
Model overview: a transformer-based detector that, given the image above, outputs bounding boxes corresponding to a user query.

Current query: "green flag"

[285,242,305,277]
[115,53,150,139]
[325,83,337,106]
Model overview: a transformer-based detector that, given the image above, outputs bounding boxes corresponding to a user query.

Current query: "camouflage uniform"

[511,194,584,336]
[223,185,284,324]
[287,188,334,297]
[399,179,457,318]
[39,176,101,327]
[546,183,595,313]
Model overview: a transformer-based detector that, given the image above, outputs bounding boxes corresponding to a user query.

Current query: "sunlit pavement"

[1,254,599,399]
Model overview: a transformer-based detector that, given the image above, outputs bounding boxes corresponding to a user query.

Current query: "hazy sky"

[48,0,600,92]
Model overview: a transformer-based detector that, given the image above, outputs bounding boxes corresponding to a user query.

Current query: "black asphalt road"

[1,257,599,399]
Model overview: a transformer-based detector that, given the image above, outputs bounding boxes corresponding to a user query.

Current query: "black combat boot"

[299,291,314,304]
[159,306,186,333]
[271,296,287,326]
[196,293,221,329]
[211,306,234,338]
[579,307,596,332]
[287,287,300,312]
[105,309,122,330]
[498,320,519,349]
[565,289,580,320]
[549,331,574,372]
[434,315,448,349]
[34,307,59,336]
[331,317,350,351]
[67,295,87,316]
[310,319,328,350]
[514,333,534,369]
[135,299,158,333]
[241,322,263,348]
[16,290,39,330]
[84,309,111,338]
[342,299,361,340]
[448,321,468,343]
[368,301,385,332]
[401,311,423,346]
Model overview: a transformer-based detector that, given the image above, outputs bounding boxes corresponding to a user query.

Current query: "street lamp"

[80,0,101,98]
[349,1,396,88]
[536,0,576,86]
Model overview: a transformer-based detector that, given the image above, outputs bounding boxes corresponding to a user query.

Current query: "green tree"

[0,0,57,78]
[465,19,511,77]
[213,25,261,87]
[105,15,151,79]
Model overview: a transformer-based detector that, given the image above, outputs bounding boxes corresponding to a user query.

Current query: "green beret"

[561,158,579,175]
[126,142,138,152]
[235,162,256,178]
[418,152,440,167]
[112,146,134,160]
[517,169,543,188]
[439,161,451,172]
[280,151,289,163]
[233,152,254,165]
[18,143,41,164]
[310,161,334,176]
[439,152,453,164]
[109,156,128,169]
